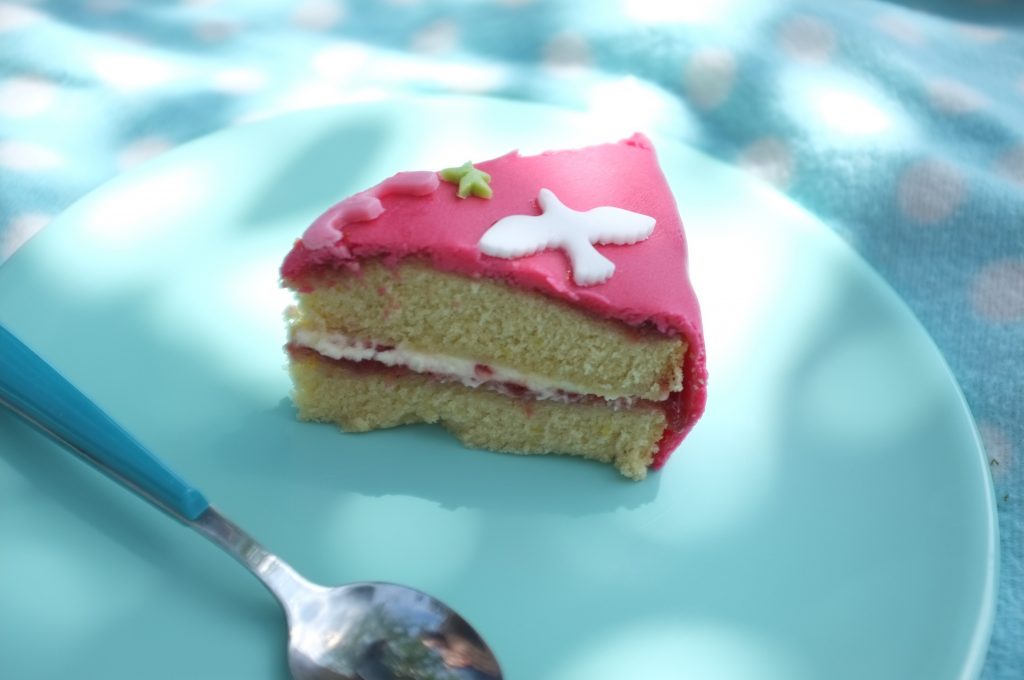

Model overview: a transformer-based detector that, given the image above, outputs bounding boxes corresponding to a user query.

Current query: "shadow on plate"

[0,409,273,616]
[214,398,662,517]
[239,113,392,231]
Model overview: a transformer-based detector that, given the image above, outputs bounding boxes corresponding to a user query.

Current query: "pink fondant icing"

[301,170,440,250]
[282,134,707,469]
[377,170,440,197]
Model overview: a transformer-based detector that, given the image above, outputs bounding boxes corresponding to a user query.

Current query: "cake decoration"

[478,188,655,286]
[440,161,493,199]
[281,134,707,479]
[302,170,439,250]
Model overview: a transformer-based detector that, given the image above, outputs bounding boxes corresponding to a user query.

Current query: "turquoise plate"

[0,97,997,680]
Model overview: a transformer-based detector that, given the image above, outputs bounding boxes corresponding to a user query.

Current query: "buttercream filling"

[287,344,657,415]
[290,327,664,404]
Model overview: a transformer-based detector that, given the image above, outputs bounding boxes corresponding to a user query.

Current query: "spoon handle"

[0,324,209,521]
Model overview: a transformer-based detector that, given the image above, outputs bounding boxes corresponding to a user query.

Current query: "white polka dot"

[410,19,459,54]
[292,0,345,31]
[874,13,925,46]
[0,3,44,31]
[0,76,56,118]
[957,24,1005,43]
[927,79,988,114]
[738,138,793,188]
[0,140,63,171]
[683,48,737,111]
[117,137,172,171]
[779,15,836,60]
[211,67,268,94]
[995,146,1024,186]
[1,213,51,262]
[542,32,591,73]
[90,52,180,90]
[979,421,1013,459]
[195,20,239,43]
[311,42,371,80]
[897,160,964,224]
[979,422,1015,479]
[971,258,1024,323]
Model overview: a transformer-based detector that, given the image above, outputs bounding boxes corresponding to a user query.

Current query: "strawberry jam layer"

[288,344,688,455]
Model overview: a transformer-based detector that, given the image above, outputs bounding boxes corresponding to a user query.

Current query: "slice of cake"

[280,134,707,479]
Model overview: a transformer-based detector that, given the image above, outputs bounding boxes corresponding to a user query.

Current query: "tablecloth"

[0,0,1020,677]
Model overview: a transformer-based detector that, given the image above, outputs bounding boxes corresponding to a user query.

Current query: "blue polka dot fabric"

[1,0,1021,676]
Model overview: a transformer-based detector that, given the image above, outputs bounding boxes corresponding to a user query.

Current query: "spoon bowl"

[287,583,501,680]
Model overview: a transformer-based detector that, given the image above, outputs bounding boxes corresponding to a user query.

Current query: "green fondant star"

[440,161,493,199]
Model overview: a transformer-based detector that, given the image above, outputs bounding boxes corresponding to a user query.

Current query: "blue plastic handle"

[0,324,209,521]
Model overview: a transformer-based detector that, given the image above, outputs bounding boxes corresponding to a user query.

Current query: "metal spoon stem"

[190,507,313,611]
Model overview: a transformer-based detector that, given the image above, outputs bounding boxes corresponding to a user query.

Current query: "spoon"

[0,324,504,680]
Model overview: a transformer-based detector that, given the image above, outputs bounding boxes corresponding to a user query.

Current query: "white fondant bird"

[478,188,656,286]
